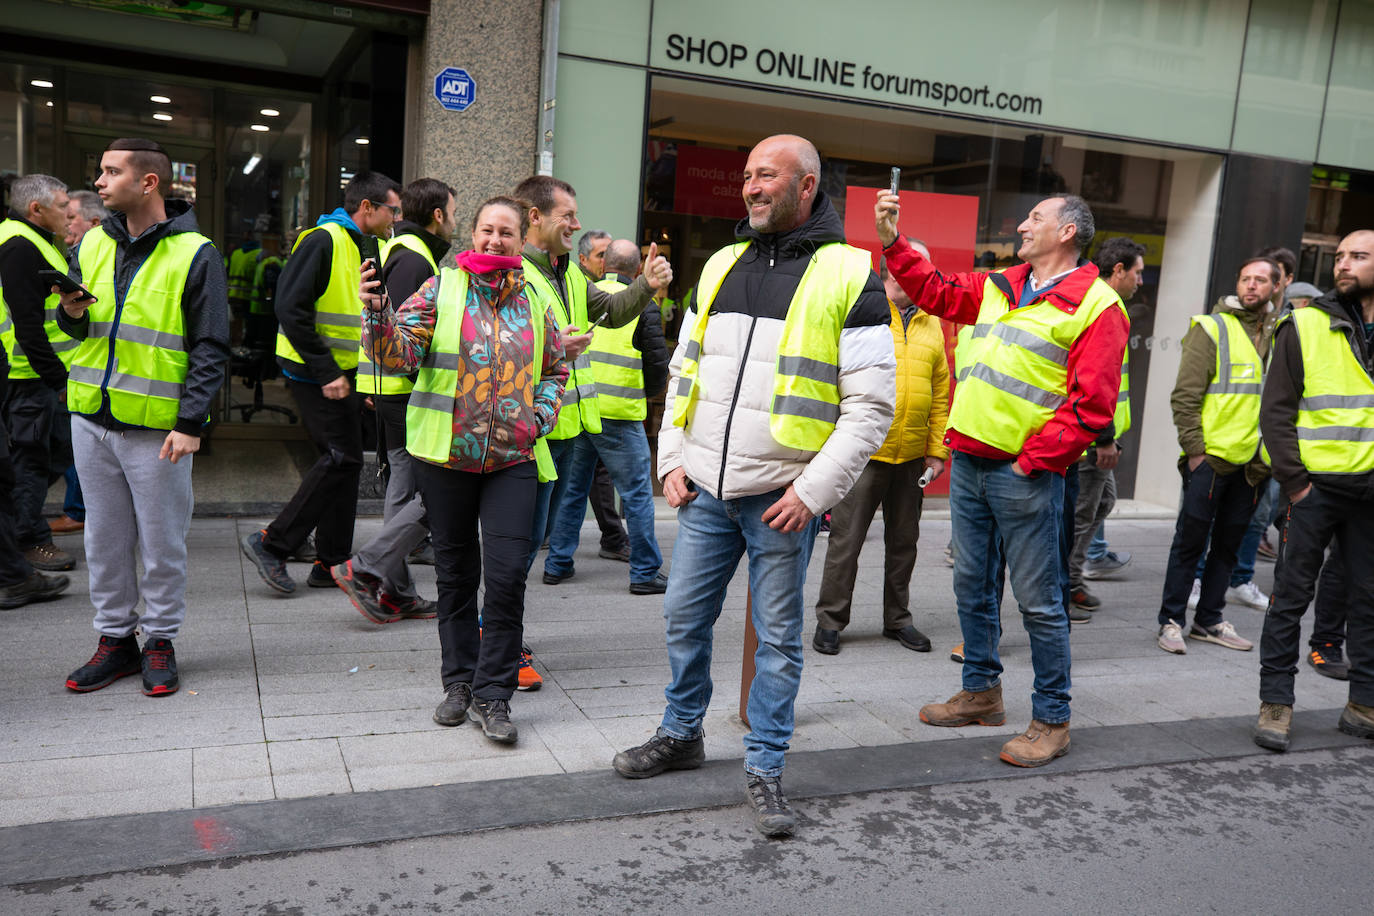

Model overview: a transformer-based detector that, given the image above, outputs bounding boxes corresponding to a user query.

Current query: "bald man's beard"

[748,180,802,234]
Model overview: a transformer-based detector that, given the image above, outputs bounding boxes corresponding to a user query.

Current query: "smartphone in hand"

[38,269,96,303]
[889,167,901,196]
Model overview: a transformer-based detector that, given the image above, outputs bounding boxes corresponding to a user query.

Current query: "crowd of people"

[1,132,1370,839]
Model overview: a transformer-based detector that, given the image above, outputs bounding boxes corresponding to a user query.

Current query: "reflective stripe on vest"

[673,240,872,451]
[948,272,1126,455]
[524,256,600,438]
[275,223,363,370]
[1286,306,1374,474]
[357,233,438,395]
[404,267,556,482]
[227,247,258,301]
[1192,312,1264,464]
[1115,353,1131,437]
[69,227,209,429]
[0,218,79,377]
[588,277,645,421]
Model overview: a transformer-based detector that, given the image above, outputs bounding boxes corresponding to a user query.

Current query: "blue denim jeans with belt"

[949,452,1072,724]
[658,485,820,777]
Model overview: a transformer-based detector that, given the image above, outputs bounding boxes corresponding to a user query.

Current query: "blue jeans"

[545,420,663,583]
[948,452,1071,724]
[659,486,820,777]
[1086,523,1108,561]
[524,436,577,575]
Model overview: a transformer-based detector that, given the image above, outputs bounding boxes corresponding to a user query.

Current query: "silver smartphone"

[889,167,901,196]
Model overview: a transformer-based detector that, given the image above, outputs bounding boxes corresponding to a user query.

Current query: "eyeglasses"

[370,201,401,218]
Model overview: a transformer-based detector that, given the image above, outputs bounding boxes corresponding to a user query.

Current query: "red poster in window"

[844,187,980,497]
[673,146,749,220]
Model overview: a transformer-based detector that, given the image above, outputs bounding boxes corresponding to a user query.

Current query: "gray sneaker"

[746,775,796,838]
[1188,620,1253,651]
[433,683,473,727]
[471,697,518,744]
[1081,550,1131,580]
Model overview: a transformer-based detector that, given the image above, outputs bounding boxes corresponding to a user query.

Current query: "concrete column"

[414,0,544,226]
[1134,154,1224,509]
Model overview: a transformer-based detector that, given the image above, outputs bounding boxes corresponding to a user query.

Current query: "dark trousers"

[1,380,68,549]
[815,458,925,632]
[419,459,536,701]
[1311,540,1348,649]
[1261,486,1374,706]
[590,461,629,552]
[1159,462,1257,628]
[264,377,363,566]
[0,401,34,587]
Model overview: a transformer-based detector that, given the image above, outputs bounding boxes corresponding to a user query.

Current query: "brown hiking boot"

[919,684,1005,727]
[1337,701,1374,740]
[999,720,1070,767]
[1253,702,1293,751]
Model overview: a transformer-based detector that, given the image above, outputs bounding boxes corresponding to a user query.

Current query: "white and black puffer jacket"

[657,191,895,514]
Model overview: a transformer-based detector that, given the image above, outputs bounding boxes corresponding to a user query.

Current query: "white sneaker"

[1158,621,1187,654]
[1186,578,1201,611]
[1188,620,1254,651]
[1226,580,1269,611]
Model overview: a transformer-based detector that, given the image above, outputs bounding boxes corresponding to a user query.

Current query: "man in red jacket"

[874,191,1128,767]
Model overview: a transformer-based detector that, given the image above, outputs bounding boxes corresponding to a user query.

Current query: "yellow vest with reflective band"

[357,233,437,396]
[404,267,555,481]
[673,240,873,451]
[68,228,210,430]
[524,256,600,438]
[953,323,975,383]
[275,223,362,371]
[250,255,282,315]
[1191,312,1264,464]
[588,277,645,421]
[227,247,258,303]
[0,218,79,377]
[1115,351,1131,437]
[1273,306,1374,474]
[951,272,1126,455]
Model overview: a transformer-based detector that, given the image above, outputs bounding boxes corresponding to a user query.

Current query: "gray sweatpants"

[72,415,193,640]
[353,443,428,598]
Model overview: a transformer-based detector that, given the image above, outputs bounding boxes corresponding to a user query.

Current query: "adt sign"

[434,67,476,112]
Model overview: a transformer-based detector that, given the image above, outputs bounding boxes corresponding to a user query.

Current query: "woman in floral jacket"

[361,195,567,745]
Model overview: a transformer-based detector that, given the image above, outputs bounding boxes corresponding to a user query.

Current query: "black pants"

[264,376,363,565]
[1260,486,1374,706]
[0,399,34,587]
[1159,462,1257,628]
[1310,540,1348,649]
[418,459,536,701]
[589,461,629,552]
[0,380,68,549]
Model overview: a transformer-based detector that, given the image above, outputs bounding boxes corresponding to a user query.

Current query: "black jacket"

[691,189,889,330]
[607,273,670,399]
[0,212,68,389]
[1260,291,1374,501]
[60,200,231,435]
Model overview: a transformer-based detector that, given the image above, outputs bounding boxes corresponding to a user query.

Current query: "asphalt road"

[6,745,1371,914]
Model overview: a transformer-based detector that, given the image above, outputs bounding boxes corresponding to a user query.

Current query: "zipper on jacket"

[716,239,775,496]
[478,296,501,471]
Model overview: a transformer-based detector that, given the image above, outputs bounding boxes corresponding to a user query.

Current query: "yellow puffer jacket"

[872,303,951,464]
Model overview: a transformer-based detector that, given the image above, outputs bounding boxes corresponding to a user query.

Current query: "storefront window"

[0,62,57,194]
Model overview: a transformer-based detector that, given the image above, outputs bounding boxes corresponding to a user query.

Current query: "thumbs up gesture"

[643,242,673,291]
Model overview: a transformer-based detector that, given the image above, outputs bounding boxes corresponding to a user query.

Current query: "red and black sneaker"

[378,591,438,621]
[66,634,141,692]
[141,638,180,697]
[331,560,398,624]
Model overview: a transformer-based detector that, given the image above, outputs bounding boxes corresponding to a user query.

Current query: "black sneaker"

[141,638,179,697]
[379,591,439,620]
[306,561,335,588]
[288,533,317,563]
[746,774,796,838]
[1068,604,1092,624]
[612,729,706,778]
[471,697,518,744]
[331,560,397,624]
[543,568,574,585]
[1070,586,1102,611]
[1307,643,1350,680]
[66,634,141,692]
[240,529,295,594]
[408,540,435,566]
[433,683,473,727]
[0,571,70,609]
[629,572,669,595]
[598,544,631,562]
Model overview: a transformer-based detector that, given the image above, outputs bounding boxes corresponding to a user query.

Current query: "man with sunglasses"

[241,171,401,595]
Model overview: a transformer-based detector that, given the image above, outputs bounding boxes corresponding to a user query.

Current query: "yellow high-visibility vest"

[357,233,437,396]
[275,223,362,371]
[1191,312,1264,464]
[588,277,645,421]
[0,218,79,377]
[1276,306,1374,474]
[524,256,600,438]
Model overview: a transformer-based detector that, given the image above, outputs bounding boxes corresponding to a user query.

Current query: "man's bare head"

[603,238,643,277]
[1334,229,1374,301]
[741,134,821,234]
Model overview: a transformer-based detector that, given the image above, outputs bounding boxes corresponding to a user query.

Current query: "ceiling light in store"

[46,101,53,108]
[30,79,54,89]
[354,137,370,145]
[153,113,173,122]
[250,124,270,132]
[260,108,280,117]
[243,154,262,175]
[150,94,171,104]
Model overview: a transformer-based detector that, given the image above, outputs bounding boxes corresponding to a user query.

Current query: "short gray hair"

[603,239,641,275]
[9,174,67,213]
[68,189,109,223]
[1057,196,1095,253]
[577,229,610,259]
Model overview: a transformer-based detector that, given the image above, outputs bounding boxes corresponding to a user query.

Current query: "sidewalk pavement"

[0,508,1348,833]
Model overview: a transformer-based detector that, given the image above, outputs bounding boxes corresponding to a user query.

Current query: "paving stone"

[193,743,275,807]
[0,749,192,827]
[267,738,352,798]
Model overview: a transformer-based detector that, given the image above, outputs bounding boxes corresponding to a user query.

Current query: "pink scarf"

[457,249,522,275]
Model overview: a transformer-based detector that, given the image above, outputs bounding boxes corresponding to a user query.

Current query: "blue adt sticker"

[434,67,476,112]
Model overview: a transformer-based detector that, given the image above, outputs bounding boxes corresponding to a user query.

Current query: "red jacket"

[884,236,1128,475]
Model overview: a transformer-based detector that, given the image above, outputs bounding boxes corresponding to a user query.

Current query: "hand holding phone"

[39,269,96,304]
[889,166,901,197]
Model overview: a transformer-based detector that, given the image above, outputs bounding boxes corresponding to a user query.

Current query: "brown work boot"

[1253,702,1293,752]
[919,684,1005,727]
[1337,701,1374,740]
[999,720,1071,767]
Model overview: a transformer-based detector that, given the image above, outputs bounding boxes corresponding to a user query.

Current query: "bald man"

[612,135,895,839]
